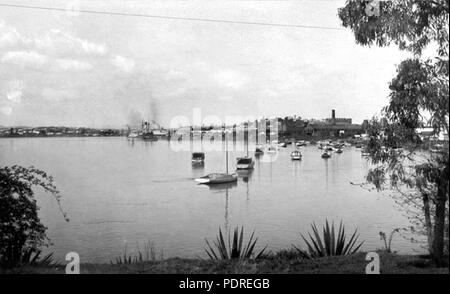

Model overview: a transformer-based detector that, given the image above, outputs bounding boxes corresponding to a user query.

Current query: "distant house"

[417,127,449,142]
[303,110,364,138]
[275,109,365,139]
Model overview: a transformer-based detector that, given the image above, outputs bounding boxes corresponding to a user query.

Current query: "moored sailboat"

[195,137,237,185]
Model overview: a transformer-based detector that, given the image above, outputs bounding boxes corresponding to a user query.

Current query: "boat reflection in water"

[236,169,252,182]
[206,181,238,231]
[191,161,205,170]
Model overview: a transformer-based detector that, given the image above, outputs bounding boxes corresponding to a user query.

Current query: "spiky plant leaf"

[296,219,365,258]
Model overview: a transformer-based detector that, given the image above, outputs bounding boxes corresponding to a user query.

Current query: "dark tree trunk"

[422,192,434,255]
[432,179,448,267]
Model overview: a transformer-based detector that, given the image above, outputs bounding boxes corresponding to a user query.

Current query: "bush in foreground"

[205,226,268,260]
[294,220,364,258]
[0,165,66,269]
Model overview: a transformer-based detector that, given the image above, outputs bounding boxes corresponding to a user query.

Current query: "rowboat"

[236,156,255,170]
[290,150,302,160]
[192,152,205,163]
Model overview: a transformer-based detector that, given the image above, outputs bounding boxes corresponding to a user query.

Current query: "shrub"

[379,228,400,253]
[294,220,364,258]
[205,226,268,260]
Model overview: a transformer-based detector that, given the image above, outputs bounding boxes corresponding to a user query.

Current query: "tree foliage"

[0,165,67,268]
[338,0,449,56]
[339,0,449,265]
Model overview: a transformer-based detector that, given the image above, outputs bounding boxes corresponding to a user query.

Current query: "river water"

[0,137,421,263]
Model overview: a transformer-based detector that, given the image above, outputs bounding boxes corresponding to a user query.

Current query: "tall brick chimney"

[331,109,336,125]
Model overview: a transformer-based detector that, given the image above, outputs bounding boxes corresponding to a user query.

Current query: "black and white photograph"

[0,0,448,282]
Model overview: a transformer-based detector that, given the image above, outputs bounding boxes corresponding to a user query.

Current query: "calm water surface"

[0,137,421,263]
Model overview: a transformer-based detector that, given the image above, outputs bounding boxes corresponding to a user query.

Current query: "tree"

[0,165,67,268]
[339,0,449,266]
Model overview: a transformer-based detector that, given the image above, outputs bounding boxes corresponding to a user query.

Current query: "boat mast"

[226,134,228,174]
[245,122,248,157]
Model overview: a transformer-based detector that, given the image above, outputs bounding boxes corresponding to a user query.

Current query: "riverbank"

[4,252,448,274]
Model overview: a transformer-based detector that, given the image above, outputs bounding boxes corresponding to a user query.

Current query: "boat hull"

[195,173,238,184]
[236,163,254,170]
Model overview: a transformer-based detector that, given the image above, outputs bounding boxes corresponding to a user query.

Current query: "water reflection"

[191,162,205,170]
[207,182,238,231]
[237,169,252,206]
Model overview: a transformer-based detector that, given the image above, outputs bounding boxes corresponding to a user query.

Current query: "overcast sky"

[0,0,410,128]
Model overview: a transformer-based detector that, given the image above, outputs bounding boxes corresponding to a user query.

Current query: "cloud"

[41,88,76,101]
[56,59,93,71]
[0,106,12,116]
[4,80,25,103]
[80,39,106,55]
[214,70,247,89]
[112,55,135,73]
[6,90,22,103]
[0,21,21,48]
[1,51,47,68]
[34,29,106,57]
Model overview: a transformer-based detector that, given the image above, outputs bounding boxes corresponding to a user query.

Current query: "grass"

[4,252,448,274]
[111,241,163,265]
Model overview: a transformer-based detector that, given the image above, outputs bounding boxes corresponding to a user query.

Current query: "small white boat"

[236,156,255,170]
[325,145,334,151]
[191,152,205,163]
[195,173,238,184]
[321,151,331,158]
[266,145,278,154]
[290,150,302,160]
[127,131,139,139]
[430,147,442,153]
[361,148,370,157]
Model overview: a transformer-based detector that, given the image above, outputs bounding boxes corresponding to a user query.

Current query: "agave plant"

[21,249,59,266]
[205,226,268,260]
[294,220,364,258]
